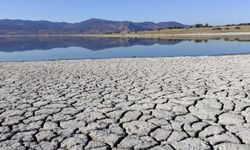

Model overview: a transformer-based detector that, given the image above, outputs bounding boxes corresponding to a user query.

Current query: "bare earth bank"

[0,55,250,149]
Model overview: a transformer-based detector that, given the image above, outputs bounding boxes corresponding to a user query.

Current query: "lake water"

[0,36,250,61]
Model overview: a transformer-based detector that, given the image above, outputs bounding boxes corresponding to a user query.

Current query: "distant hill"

[0,18,188,35]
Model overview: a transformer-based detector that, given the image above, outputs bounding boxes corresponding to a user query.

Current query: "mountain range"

[0,18,188,35]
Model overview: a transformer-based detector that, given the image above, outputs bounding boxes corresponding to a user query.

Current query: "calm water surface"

[0,36,250,61]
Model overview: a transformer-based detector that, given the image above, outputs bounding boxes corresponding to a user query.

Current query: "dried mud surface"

[1,55,250,150]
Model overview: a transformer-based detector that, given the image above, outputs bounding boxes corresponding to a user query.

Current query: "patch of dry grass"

[127,25,250,35]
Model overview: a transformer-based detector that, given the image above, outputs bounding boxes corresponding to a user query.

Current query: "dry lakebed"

[0,55,250,150]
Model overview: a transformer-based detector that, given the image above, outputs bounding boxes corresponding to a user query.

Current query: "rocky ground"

[0,55,250,150]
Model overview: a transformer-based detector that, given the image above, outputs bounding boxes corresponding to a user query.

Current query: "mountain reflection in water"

[1,36,250,61]
[0,36,184,52]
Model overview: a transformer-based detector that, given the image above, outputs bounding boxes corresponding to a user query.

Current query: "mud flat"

[1,55,250,149]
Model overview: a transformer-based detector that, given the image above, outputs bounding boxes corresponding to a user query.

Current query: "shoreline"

[1,32,250,38]
[1,52,250,63]
[1,32,250,44]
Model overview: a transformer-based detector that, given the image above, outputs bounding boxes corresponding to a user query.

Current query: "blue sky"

[0,0,249,25]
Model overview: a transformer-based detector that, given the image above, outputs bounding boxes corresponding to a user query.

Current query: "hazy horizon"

[0,18,249,26]
[1,0,250,26]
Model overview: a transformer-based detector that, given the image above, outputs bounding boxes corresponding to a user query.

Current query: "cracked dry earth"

[0,55,250,150]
